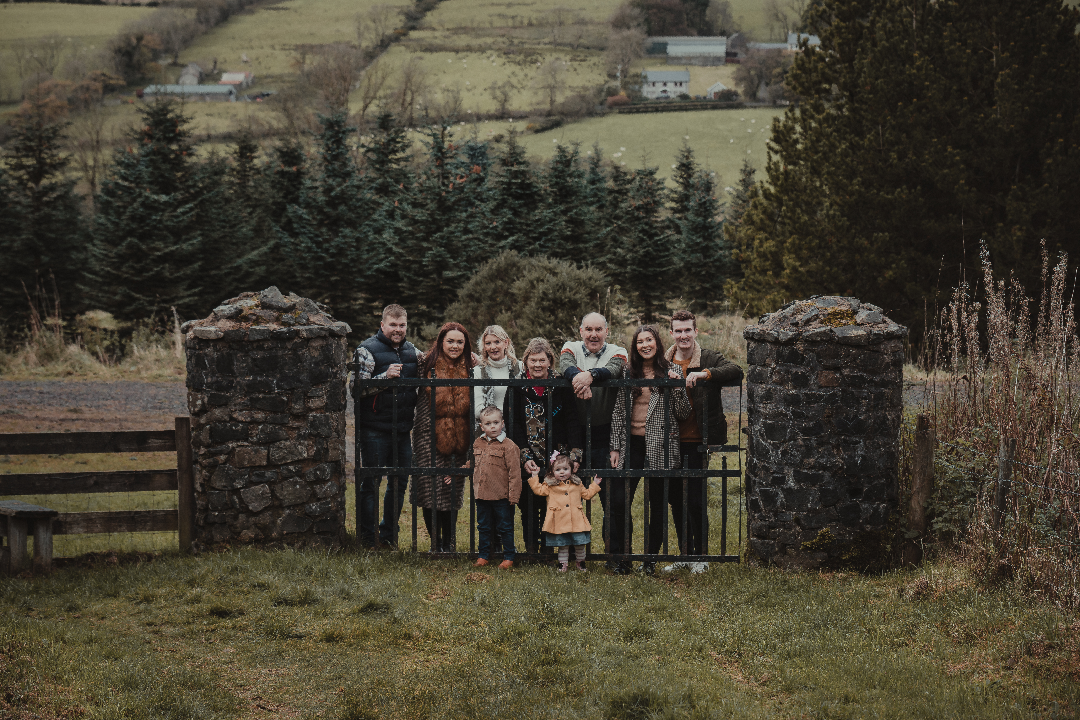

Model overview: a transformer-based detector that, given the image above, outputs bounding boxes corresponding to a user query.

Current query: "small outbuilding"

[642,69,691,100]
[219,71,254,88]
[646,36,728,66]
[706,81,730,99]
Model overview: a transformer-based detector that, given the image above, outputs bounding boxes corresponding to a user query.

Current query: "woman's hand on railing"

[609,450,620,468]
[442,474,452,485]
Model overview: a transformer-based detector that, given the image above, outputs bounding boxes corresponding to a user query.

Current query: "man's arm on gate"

[349,345,390,398]
[559,344,581,380]
[600,349,627,380]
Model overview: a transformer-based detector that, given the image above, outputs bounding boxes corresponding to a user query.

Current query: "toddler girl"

[528,451,601,572]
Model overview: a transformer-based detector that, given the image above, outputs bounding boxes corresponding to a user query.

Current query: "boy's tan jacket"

[471,435,521,503]
[527,476,601,534]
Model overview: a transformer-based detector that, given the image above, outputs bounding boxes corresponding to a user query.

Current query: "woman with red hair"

[411,322,476,552]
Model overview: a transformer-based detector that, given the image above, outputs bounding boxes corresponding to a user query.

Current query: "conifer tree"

[623,168,675,321]
[536,142,592,264]
[729,0,1080,326]
[676,171,726,312]
[286,112,371,317]
[1,106,86,324]
[84,100,210,321]
[489,133,541,254]
[399,127,480,325]
[668,142,698,221]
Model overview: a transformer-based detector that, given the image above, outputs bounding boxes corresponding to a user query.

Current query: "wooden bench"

[0,500,59,574]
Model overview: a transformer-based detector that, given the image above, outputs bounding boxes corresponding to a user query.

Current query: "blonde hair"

[478,405,503,422]
[544,454,581,486]
[478,325,517,364]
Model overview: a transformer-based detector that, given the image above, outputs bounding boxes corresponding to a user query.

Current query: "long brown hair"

[628,325,669,396]
[420,322,475,376]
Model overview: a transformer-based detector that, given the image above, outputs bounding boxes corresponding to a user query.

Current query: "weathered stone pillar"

[742,296,907,569]
[182,287,351,550]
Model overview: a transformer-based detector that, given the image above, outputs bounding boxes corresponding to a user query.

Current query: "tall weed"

[924,243,1080,608]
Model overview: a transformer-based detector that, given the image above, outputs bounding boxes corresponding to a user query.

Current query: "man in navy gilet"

[350,304,419,548]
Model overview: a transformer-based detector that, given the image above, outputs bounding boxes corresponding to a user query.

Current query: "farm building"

[642,69,691,99]
[646,36,728,66]
[219,72,254,88]
[142,84,236,102]
[706,81,731,99]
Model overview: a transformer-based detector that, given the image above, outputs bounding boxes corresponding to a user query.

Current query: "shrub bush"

[443,251,610,351]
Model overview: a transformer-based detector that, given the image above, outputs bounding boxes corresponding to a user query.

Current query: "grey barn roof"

[644,70,691,82]
[144,84,236,95]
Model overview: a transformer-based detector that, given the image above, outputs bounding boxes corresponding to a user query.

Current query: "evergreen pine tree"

[399,126,481,325]
[1,106,87,324]
[676,170,726,313]
[536,142,592,264]
[623,168,675,321]
[668,142,698,221]
[489,133,541,254]
[83,100,209,321]
[729,0,1080,326]
[286,112,371,318]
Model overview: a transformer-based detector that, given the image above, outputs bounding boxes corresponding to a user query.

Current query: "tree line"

[0,100,742,341]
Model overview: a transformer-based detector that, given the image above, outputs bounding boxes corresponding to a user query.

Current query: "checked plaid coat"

[609,365,692,470]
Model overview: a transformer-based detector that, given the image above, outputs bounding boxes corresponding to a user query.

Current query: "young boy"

[468,406,521,569]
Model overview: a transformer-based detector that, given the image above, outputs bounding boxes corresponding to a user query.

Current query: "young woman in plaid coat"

[608,325,691,574]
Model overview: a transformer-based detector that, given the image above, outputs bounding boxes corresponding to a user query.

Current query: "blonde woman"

[472,324,523,424]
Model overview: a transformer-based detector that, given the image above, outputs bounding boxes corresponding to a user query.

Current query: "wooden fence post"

[909,414,935,534]
[994,437,1015,533]
[176,417,195,553]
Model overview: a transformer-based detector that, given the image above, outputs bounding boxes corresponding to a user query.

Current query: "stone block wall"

[182,287,351,550]
[742,296,907,569]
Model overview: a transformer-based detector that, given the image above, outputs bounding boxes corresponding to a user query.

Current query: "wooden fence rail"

[0,418,195,553]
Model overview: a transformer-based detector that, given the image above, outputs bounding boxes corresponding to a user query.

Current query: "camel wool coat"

[527,476,601,534]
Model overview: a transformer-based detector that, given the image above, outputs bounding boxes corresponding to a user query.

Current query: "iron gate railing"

[350,373,744,564]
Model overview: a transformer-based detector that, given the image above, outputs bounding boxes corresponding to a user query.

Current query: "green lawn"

[1,549,1076,719]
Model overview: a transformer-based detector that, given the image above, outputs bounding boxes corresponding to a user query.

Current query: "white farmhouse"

[642,69,691,100]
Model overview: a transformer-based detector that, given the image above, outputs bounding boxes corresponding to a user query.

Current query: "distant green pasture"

[177,0,413,82]
[0,3,153,43]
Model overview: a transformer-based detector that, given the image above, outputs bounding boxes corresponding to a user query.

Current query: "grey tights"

[558,545,587,564]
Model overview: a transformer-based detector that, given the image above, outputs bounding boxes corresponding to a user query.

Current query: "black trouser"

[422,508,457,552]
[670,441,707,556]
[646,441,707,555]
[602,434,643,557]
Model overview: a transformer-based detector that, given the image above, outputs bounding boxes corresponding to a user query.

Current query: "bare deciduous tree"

[356,57,391,128]
[604,28,645,87]
[421,84,463,126]
[706,0,738,35]
[308,44,365,112]
[69,103,110,208]
[609,1,645,31]
[392,56,430,127]
[356,5,403,52]
[533,58,566,114]
[28,34,65,78]
[486,79,517,118]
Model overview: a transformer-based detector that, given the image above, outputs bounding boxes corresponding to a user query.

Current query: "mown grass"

[1,548,1076,719]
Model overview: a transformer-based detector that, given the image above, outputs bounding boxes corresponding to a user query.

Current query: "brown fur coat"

[423,353,471,456]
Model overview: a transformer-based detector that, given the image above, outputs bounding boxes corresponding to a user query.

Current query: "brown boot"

[498,559,513,570]
[474,558,489,567]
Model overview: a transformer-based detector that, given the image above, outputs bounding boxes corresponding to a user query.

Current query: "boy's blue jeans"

[358,429,412,547]
[476,499,516,560]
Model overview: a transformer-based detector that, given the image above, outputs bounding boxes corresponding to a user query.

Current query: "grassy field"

[510,106,781,184]
[1,548,1077,719]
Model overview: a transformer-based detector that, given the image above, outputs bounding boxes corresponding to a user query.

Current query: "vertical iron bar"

[624,380,633,563]
[701,393,709,556]
[722,454,728,557]
[469,371,476,555]
[354,382,362,546]
[739,379,744,549]
[392,383,399,549]
[545,382,554,553]
[662,384,670,556]
[430,372,437,553]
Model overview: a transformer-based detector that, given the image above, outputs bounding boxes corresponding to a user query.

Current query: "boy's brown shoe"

[498,559,513,570]
[474,558,489,567]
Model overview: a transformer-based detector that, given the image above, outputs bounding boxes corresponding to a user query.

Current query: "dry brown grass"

[922,243,1080,609]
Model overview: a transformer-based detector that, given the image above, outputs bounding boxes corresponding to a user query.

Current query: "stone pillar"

[182,287,351,550]
[742,296,907,569]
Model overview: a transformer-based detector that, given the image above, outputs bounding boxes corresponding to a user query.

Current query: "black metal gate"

[350,374,743,564]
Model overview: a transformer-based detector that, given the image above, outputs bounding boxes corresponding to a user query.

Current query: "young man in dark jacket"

[663,309,744,572]
[349,304,418,548]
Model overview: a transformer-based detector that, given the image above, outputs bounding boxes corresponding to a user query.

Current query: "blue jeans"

[358,429,412,547]
[476,499,516,560]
